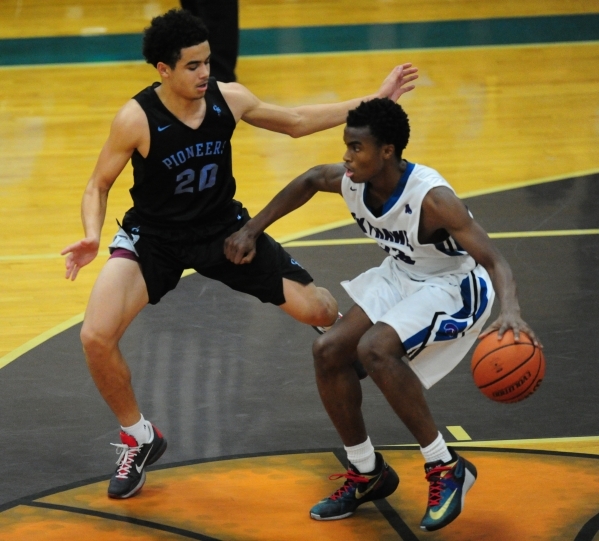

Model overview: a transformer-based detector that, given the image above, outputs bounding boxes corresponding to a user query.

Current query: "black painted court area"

[0,173,597,508]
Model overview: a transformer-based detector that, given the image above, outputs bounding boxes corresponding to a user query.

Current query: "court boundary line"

[26,501,221,541]
[1,37,598,71]
[0,28,599,71]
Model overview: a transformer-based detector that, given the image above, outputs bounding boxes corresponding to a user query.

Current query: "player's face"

[342,126,388,183]
[168,42,211,99]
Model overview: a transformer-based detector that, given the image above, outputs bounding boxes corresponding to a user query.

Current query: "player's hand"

[60,238,100,281]
[479,313,543,348]
[224,228,257,265]
[378,63,419,102]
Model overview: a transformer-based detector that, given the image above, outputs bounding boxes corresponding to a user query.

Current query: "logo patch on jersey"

[213,105,222,116]
[157,125,171,132]
[350,186,357,191]
[405,204,412,214]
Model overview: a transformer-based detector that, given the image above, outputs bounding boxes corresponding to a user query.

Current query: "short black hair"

[346,98,410,159]
[142,9,209,68]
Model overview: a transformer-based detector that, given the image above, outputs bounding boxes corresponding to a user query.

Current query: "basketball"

[471,330,545,403]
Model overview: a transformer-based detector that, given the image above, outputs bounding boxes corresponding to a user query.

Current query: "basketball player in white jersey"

[224,98,542,531]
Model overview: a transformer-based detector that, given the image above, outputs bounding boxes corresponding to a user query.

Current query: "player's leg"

[366,270,493,532]
[80,257,148,425]
[358,323,439,445]
[80,256,167,499]
[309,305,399,520]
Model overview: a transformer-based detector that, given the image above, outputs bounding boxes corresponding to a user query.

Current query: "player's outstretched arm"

[221,64,418,138]
[224,164,345,264]
[421,187,542,347]
[60,101,145,280]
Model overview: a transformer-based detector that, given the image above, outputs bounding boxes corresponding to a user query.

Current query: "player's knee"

[312,333,344,373]
[357,334,393,374]
[80,324,114,362]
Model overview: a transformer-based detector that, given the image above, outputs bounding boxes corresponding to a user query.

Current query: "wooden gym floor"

[1,1,599,539]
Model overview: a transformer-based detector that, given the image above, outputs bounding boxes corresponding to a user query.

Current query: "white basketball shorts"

[341,257,495,389]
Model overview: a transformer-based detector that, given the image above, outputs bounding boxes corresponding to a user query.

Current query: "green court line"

[1,13,598,66]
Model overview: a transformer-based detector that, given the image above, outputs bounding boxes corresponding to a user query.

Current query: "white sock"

[121,414,154,445]
[420,431,452,464]
[345,437,376,473]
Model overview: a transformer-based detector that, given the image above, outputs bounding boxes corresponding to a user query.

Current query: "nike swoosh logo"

[157,125,171,132]
[429,489,457,520]
[135,443,153,473]
[350,187,357,191]
[355,473,382,500]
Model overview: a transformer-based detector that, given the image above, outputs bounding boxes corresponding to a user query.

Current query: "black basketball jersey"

[128,78,237,227]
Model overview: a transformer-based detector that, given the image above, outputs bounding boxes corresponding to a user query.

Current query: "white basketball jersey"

[341,162,477,280]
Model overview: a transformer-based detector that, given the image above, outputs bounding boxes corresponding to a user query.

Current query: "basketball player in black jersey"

[60,9,418,500]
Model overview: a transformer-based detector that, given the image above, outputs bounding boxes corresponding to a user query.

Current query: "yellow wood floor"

[1,2,599,539]
[1,0,598,407]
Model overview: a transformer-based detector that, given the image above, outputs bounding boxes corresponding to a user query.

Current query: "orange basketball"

[471,330,545,403]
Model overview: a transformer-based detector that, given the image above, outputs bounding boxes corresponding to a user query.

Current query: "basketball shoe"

[107,424,167,499]
[310,452,399,520]
[419,449,477,531]
[312,312,368,380]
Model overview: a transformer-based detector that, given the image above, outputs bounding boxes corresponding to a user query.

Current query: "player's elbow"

[285,122,309,139]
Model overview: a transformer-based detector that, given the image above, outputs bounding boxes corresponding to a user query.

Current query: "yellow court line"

[0,229,596,368]
[282,228,599,248]
[0,313,84,370]
[283,238,373,247]
[0,251,110,262]
[389,435,599,449]
[490,229,599,239]
[446,426,472,441]
[2,228,597,261]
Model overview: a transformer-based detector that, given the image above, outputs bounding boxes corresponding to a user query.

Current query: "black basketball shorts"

[109,203,313,306]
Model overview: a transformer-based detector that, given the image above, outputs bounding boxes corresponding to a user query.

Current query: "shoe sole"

[310,510,355,521]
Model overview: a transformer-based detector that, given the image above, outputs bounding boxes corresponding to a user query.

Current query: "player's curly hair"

[142,9,209,68]
[346,98,410,159]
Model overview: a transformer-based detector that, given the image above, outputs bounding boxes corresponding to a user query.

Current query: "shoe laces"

[111,442,141,479]
[328,470,371,501]
[425,464,454,507]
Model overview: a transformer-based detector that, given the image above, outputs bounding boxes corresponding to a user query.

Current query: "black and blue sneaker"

[107,424,167,499]
[420,449,477,531]
[310,452,399,520]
